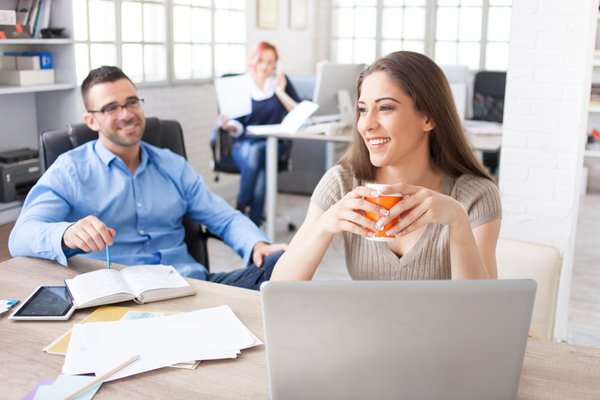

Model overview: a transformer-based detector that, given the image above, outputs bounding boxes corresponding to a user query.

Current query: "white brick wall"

[499,0,598,340]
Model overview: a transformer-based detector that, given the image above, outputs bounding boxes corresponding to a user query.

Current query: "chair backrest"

[209,127,241,175]
[496,237,562,340]
[209,128,293,179]
[40,117,186,172]
[39,117,210,269]
[472,71,507,123]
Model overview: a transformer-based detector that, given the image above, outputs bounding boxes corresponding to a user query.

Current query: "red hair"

[250,41,279,62]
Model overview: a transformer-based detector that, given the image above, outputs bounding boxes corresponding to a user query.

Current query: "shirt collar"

[94,140,117,166]
[247,72,276,101]
[93,139,150,173]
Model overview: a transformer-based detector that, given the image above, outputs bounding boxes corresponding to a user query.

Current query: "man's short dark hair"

[81,66,135,110]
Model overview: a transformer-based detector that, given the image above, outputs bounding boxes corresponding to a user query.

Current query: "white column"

[500,0,598,340]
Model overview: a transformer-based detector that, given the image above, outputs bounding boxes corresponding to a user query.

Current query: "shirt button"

[137,203,142,208]
[139,230,145,235]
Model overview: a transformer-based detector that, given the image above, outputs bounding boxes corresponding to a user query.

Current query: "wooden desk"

[2,257,600,399]
[0,257,266,399]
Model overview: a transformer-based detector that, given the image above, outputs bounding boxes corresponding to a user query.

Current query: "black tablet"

[9,285,75,321]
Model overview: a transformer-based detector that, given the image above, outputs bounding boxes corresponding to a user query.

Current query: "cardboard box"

[21,52,53,69]
[0,69,55,86]
[17,56,41,70]
[0,56,16,70]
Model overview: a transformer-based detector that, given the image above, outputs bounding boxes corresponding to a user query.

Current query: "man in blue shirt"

[8,66,286,290]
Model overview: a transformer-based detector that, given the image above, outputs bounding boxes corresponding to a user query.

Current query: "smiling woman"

[272,51,502,282]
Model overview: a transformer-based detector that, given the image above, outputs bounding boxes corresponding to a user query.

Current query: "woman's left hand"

[376,182,468,237]
[275,72,287,92]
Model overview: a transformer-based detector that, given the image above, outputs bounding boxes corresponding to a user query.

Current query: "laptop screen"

[261,279,536,400]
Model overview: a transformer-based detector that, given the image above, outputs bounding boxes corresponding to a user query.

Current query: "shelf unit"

[0,0,79,222]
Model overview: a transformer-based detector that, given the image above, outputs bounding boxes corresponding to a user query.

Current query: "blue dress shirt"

[8,140,270,279]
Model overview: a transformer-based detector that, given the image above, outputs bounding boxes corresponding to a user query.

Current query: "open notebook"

[246,100,319,135]
[65,265,195,309]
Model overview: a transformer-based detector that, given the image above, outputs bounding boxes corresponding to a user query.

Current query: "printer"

[0,148,40,203]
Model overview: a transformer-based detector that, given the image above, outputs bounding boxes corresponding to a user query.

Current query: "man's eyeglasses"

[88,97,144,118]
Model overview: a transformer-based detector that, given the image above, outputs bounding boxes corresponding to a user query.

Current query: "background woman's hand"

[218,114,240,134]
[376,183,468,237]
[317,186,391,238]
[275,72,287,93]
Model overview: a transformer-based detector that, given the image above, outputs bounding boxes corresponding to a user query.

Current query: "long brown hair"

[340,51,493,183]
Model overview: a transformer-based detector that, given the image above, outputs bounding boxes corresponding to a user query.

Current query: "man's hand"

[63,215,116,253]
[252,242,288,268]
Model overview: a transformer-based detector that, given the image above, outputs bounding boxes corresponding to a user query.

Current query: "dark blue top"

[236,75,301,142]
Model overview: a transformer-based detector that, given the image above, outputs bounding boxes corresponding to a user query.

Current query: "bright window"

[73,0,246,85]
[331,0,512,71]
[331,0,377,64]
[381,0,427,56]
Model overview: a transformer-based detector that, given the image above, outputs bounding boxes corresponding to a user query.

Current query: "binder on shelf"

[33,0,51,38]
[15,0,33,26]
[25,0,40,37]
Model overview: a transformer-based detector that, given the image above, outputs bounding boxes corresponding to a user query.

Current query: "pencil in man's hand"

[106,245,112,269]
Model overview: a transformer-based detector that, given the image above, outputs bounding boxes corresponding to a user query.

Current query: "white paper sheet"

[63,305,262,381]
[247,100,319,135]
[214,75,252,119]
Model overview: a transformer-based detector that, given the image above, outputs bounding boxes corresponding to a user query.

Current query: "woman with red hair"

[219,41,301,226]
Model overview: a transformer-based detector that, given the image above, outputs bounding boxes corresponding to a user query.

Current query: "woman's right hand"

[317,186,389,238]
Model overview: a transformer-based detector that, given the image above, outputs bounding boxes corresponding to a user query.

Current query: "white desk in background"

[464,119,503,153]
[258,129,353,240]
[464,120,503,176]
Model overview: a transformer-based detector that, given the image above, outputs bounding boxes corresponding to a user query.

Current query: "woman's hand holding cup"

[364,183,404,241]
[317,186,393,239]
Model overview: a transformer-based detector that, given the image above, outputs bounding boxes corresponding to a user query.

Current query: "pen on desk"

[106,245,112,270]
[63,354,140,400]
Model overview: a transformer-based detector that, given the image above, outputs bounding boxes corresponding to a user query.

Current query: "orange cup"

[364,183,404,241]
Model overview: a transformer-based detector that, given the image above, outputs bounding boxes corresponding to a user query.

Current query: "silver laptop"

[261,279,536,400]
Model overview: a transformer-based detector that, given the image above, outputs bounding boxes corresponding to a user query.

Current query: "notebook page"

[120,265,189,298]
[65,269,133,308]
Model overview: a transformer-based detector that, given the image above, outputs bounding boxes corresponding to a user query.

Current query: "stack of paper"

[62,305,261,381]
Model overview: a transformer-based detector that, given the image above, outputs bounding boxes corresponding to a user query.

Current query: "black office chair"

[209,127,294,181]
[39,117,211,270]
[472,71,507,176]
[473,71,506,123]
